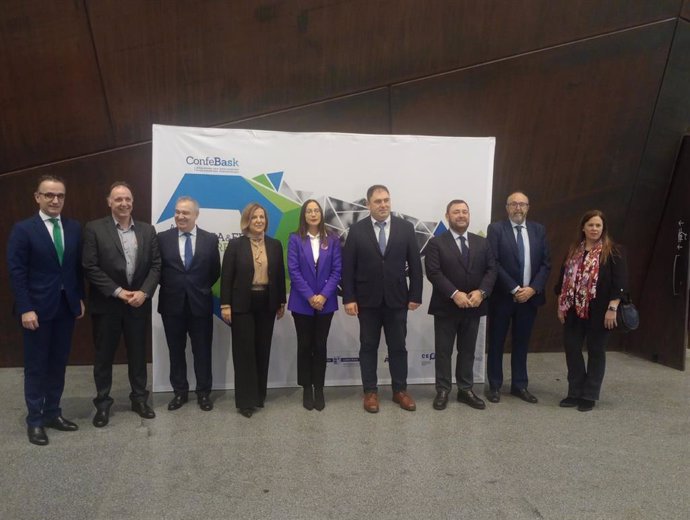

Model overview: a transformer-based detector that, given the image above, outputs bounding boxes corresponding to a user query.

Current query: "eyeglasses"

[305,209,321,215]
[38,192,66,201]
[507,202,529,209]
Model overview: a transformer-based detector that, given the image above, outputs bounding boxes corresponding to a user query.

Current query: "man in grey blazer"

[82,181,161,427]
[425,199,496,411]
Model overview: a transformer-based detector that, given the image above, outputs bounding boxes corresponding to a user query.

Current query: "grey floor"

[1,352,688,520]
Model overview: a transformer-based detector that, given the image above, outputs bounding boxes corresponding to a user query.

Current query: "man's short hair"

[108,181,133,196]
[366,184,389,201]
[35,174,66,192]
[176,196,199,213]
[446,199,469,214]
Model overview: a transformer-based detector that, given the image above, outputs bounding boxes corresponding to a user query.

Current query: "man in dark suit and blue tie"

[486,191,551,404]
[342,185,423,413]
[82,181,161,427]
[157,197,220,412]
[7,175,85,445]
[425,199,497,410]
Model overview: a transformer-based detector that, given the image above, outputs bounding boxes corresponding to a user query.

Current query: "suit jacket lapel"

[366,218,383,257]
[106,218,125,257]
[301,236,317,275]
[33,214,60,264]
[444,231,467,271]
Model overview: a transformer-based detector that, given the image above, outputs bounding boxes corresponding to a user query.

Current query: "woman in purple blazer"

[287,199,342,411]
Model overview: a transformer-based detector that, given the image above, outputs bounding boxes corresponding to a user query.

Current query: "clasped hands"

[118,290,147,308]
[513,286,536,303]
[453,290,483,309]
[308,294,327,312]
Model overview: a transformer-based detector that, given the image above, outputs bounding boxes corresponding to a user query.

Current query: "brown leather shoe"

[363,392,379,413]
[392,391,416,411]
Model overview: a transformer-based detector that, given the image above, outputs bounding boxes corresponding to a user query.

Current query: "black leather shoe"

[511,388,538,403]
[45,416,79,431]
[457,389,486,410]
[197,394,213,411]
[433,389,449,410]
[578,399,595,412]
[93,407,110,428]
[239,408,253,418]
[131,401,156,419]
[27,426,48,446]
[486,388,501,403]
[167,393,188,411]
[313,387,325,411]
[302,386,314,411]
[559,397,579,408]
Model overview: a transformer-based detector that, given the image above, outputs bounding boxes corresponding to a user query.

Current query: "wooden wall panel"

[682,0,690,21]
[622,21,690,299]
[0,0,113,173]
[0,145,152,367]
[86,0,679,145]
[391,22,675,350]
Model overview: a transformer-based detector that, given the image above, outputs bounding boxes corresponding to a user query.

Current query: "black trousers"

[292,312,333,388]
[92,308,148,408]
[161,296,213,396]
[563,310,610,401]
[434,313,480,391]
[231,290,276,409]
[358,306,408,393]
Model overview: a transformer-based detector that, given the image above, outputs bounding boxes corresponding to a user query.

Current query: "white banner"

[151,125,495,391]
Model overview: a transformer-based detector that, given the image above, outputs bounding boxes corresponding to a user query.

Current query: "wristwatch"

[479,290,487,300]
[607,305,618,311]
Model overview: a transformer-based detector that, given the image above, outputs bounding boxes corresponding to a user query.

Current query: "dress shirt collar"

[371,215,391,228]
[39,210,60,222]
[112,216,135,230]
[178,226,197,237]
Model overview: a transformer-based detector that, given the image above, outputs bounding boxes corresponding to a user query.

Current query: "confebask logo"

[186,155,239,167]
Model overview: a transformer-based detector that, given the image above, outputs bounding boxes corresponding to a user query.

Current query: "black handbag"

[616,297,639,332]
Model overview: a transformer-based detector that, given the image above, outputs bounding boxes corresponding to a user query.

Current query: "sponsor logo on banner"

[327,356,360,366]
[185,155,240,173]
[421,352,435,366]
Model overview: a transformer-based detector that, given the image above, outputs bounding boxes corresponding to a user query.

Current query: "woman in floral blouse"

[555,210,628,412]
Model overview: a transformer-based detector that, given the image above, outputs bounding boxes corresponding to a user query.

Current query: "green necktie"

[49,217,64,265]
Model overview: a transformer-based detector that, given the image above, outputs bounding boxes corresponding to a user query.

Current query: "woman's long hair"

[566,209,617,264]
[296,199,330,245]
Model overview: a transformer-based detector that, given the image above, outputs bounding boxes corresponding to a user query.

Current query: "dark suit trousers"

[358,306,408,393]
[22,293,75,427]
[487,297,538,391]
[161,296,213,396]
[292,312,333,388]
[434,313,479,391]
[231,290,276,409]
[563,310,610,401]
[92,306,149,408]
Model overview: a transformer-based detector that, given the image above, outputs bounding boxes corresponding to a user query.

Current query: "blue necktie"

[458,235,468,266]
[375,221,387,255]
[184,232,193,270]
[516,225,525,285]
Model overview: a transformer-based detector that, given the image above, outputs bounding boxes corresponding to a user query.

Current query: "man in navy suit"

[425,199,496,410]
[486,191,551,404]
[157,197,220,412]
[342,185,423,413]
[7,175,85,445]
[82,182,161,427]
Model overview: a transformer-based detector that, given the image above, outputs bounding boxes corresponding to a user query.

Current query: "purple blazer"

[287,232,342,315]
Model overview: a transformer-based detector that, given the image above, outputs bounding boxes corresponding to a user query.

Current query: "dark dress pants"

[231,290,276,409]
[358,305,408,393]
[161,296,213,396]
[434,313,479,391]
[22,293,75,427]
[487,296,538,391]
[292,311,333,388]
[563,310,610,401]
[92,305,149,408]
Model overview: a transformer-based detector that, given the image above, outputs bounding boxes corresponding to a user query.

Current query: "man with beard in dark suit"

[425,199,496,411]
